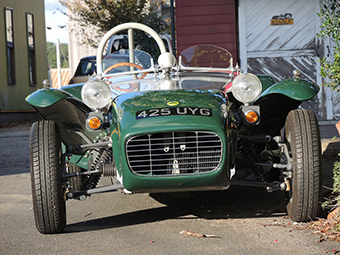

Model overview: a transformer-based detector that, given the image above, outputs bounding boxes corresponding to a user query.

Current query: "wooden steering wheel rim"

[103,62,147,78]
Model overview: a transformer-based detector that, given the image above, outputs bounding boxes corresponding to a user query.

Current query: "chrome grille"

[126,131,223,176]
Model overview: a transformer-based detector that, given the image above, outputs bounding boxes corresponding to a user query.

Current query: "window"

[5,8,15,85]
[27,13,37,85]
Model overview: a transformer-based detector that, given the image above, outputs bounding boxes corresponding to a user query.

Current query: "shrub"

[317,0,340,91]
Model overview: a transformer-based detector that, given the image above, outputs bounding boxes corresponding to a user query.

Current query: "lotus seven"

[26,23,322,234]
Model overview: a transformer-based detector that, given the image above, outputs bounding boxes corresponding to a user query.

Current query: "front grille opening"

[126,131,223,176]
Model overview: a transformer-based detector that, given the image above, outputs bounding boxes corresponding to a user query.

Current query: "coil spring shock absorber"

[84,146,113,189]
[238,139,268,182]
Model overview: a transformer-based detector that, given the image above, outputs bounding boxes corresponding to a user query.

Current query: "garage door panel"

[240,0,322,118]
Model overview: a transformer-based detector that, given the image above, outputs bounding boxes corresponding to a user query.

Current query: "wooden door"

[175,0,238,64]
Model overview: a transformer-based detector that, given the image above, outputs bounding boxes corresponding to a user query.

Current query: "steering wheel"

[103,62,148,78]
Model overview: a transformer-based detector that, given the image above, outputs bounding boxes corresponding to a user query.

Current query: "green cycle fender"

[256,74,275,93]
[26,88,75,108]
[26,82,85,108]
[61,83,85,100]
[259,78,320,101]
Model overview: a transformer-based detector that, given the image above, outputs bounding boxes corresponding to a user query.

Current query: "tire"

[285,109,321,222]
[29,120,66,234]
[67,163,85,191]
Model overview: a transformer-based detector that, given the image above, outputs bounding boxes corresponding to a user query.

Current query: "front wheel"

[285,109,321,222]
[29,120,66,234]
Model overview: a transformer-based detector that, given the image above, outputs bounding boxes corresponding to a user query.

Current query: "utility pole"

[56,39,62,89]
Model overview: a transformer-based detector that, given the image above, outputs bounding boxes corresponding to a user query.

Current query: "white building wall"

[67,11,97,77]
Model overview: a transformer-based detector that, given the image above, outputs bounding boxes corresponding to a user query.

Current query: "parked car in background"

[69,50,145,84]
[70,33,172,85]
[69,56,96,84]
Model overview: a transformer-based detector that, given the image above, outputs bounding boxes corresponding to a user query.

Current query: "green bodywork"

[62,84,84,100]
[259,78,319,101]
[26,88,105,157]
[255,75,319,101]
[25,74,320,193]
[25,85,84,108]
[110,89,234,192]
[26,88,75,108]
[256,74,275,92]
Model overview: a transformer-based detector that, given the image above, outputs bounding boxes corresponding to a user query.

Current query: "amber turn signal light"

[88,116,102,130]
[245,110,258,124]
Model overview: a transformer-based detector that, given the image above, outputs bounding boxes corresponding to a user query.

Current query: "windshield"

[106,45,233,95]
[103,49,153,74]
[179,45,232,68]
[109,75,232,96]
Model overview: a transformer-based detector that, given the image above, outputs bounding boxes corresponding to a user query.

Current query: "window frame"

[5,7,16,85]
[26,12,37,86]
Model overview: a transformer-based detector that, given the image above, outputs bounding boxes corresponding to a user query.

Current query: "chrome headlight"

[231,73,262,104]
[81,79,111,109]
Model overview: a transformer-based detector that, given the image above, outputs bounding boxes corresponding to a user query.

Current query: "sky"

[44,0,69,43]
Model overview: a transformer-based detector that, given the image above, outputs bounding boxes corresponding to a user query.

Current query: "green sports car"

[26,23,321,234]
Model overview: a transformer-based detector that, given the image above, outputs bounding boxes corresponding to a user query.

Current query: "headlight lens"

[231,73,262,104]
[81,79,111,109]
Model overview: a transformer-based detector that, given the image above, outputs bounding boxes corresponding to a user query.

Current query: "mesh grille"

[126,131,223,176]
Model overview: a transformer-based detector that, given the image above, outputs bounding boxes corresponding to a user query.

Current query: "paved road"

[0,124,339,255]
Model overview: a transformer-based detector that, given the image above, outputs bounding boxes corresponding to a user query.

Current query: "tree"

[59,0,168,59]
[317,0,340,91]
[47,42,69,69]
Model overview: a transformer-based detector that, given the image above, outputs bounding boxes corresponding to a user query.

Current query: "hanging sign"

[271,13,293,26]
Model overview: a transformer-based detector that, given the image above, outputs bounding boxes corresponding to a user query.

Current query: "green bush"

[333,160,340,197]
[322,160,340,212]
[318,1,340,219]
[317,0,340,91]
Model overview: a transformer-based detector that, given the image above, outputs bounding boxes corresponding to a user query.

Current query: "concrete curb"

[0,130,30,138]
[322,138,340,158]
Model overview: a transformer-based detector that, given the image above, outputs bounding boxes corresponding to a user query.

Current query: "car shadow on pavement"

[64,149,339,234]
[65,186,287,233]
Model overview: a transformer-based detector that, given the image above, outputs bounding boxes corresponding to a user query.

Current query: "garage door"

[238,0,324,119]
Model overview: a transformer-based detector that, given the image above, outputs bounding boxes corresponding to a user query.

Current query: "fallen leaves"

[308,208,340,243]
[308,219,340,242]
[180,230,217,238]
[260,219,297,229]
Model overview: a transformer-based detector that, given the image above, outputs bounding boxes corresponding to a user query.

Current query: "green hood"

[112,89,228,138]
